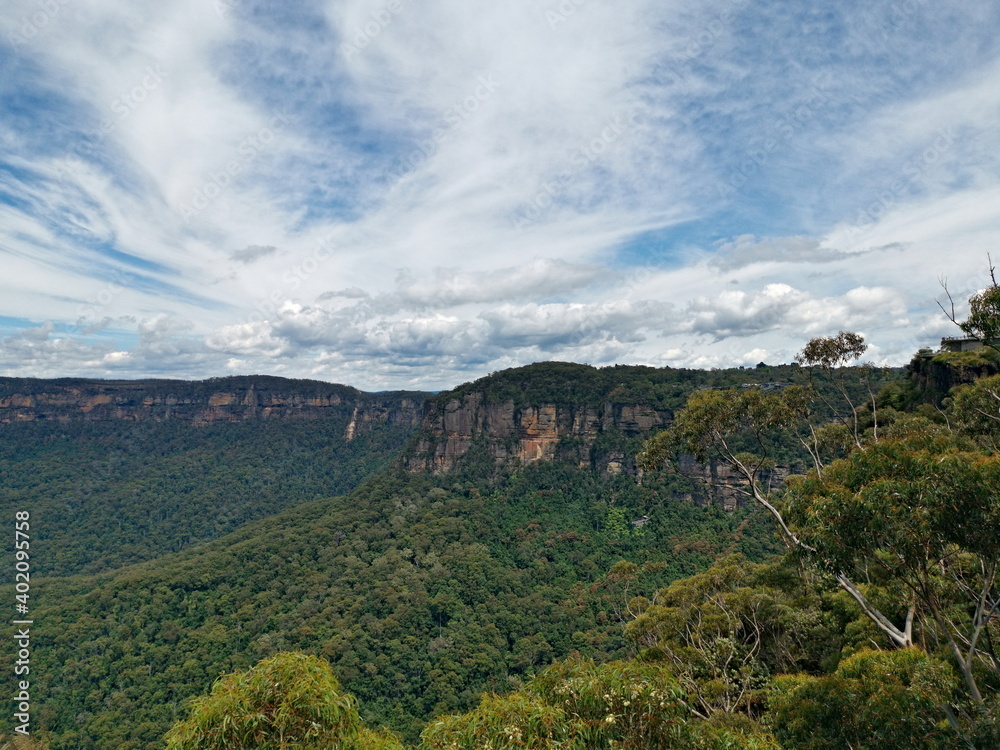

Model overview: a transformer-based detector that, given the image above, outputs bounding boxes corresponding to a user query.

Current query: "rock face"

[0,376,425,433]
[676,454,792,511]
[401,391,669,475]
[907,353,998,405]
[400,381,795,510]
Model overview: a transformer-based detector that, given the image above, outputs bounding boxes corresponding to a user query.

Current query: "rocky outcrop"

[401,391,668,474]
[400,383,796,509]
[907,352,998,405]
[675,454,793,511]
[0,376,425,431]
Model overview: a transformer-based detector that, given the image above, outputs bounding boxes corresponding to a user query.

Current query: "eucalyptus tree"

[164,652,404,750]
[639,328,1000,746]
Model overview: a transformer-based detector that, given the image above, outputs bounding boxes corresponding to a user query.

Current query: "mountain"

[402,363,670,474]
[0,362,905,748]
[0,376,427,576]
[0,375,425,425]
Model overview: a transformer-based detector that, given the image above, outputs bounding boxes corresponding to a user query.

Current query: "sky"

[0,0,998,391]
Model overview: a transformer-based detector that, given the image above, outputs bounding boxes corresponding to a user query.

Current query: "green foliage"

[354,728,407,750]
[638,333,1000,748]
[0,362,925,749]
[960,284,1000,347]
[421,658,779,750]
[626,556,838,719]
[950,373,1000,448]
[639,387,812,468]
[0,413,418,576]
[785,423,1000,567]
[432,361,899,418]
[769,648,961,750]
[795,331,867,368]
[782,417,1000,735]
[420,691,572,750]
[932,348,1000,369]
[11,460,777,748]
[0,736,52,750]
[164,652,362,749]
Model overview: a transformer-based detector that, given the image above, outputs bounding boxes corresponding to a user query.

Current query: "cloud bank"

[0,0,997,388]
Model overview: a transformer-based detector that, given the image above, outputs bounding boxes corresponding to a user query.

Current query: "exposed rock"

[402,392,670,475]
[676,453,792,510]
[0,376,425,433]
[907,352,999,405]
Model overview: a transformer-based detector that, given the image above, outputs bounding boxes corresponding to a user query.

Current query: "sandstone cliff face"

[401,391,668,475]
[0,377,424,432]
[402,388,795,510]
[907,353,998,405]
[675,454,792,511]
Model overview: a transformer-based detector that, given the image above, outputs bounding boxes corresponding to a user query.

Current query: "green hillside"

[0,361,928,748]
[0,378,426,576]
[22,464,779,748]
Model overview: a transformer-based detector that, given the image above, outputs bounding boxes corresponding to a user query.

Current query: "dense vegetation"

[432,360,899,415]
[6,459,778,748]
[0,414,419,576]
[5,335,998,748]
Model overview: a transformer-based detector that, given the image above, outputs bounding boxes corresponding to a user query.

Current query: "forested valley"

[1,316,998,748]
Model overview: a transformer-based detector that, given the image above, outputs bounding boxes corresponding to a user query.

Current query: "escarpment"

[402,390,669,475]
[397,361,829,509]
[0,375,425,432]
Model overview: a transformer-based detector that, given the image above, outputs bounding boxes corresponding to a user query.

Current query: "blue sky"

[0,0,998,389]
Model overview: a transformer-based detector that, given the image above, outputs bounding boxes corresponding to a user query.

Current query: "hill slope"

[1,362,905,748]
[0,376,426,575]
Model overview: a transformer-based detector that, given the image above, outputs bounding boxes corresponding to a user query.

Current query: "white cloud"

[0,0,997,388]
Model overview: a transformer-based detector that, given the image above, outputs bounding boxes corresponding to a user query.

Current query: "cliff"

[402,389,668,474]
[0,375,426,434]
[906,349,999,405]
[398,361,821,509]
[675,454,793,511]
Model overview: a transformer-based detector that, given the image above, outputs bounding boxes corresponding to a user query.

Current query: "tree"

[769,648,961,750]
[939,257,1000,352]
[961,285,1000,349]
[795,331,876,450]
[951,373,1000,450]
[419,658,780,750]
[638,385,812,548]
[0,736,51,750]
[640,325,1000,746]
[624,556,834,720]
[639,337,920,651]
[796,331,867,369]
[783,417,1000,733]
[164,652,366,749]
